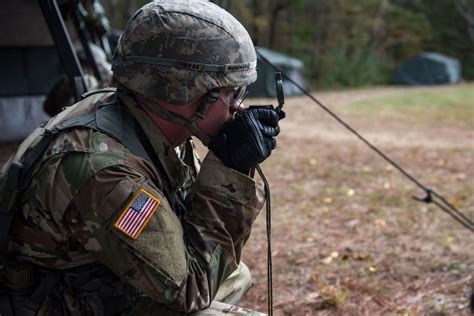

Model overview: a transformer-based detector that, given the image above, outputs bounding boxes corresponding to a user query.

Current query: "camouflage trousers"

[132,262,266,315]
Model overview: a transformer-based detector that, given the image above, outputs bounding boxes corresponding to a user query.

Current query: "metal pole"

[38,0,87,101]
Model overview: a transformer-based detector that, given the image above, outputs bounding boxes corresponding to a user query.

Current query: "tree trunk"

[369,0,389,51]
[268,0,290,49]
[455,0,474,44]
[252,0,259,45]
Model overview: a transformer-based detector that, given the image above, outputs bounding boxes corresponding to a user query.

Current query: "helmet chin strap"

[120,89,220,146]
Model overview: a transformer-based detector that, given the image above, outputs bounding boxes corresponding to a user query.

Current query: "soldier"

[0,1,281,315]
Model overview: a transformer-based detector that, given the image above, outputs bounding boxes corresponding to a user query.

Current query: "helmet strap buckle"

[191,90,220,123]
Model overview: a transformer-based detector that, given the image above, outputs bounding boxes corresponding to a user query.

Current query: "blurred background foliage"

[101,0,474,88]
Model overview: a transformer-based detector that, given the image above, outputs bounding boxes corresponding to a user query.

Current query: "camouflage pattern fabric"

[132,300,266,316]
[193,301,265,316]
[214,262,252,305]
[112,0,257,104]
[3,91,266,314]
[129,262,266,315]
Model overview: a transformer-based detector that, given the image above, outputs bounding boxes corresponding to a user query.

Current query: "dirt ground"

[0,85,472,315]
[237,85,474,315]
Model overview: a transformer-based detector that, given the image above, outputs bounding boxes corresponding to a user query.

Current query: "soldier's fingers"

[264,137,277,151]
[256,109,279,127]
[261,125,279,137]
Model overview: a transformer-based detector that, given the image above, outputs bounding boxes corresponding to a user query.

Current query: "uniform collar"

[117,92,189,189]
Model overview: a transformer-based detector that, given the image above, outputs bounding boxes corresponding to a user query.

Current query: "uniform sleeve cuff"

[195,152,265,204]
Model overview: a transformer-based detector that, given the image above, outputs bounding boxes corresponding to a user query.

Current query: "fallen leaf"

[362,166,372,173]
[331,251,339,258]
[347,189,355,196]
[443,235,455,247]
[321,256,333,265]
[306,292,320,300]
[319,285,348,307]
[451,198,461,207]
[323,197,333,204]
[346,219,360,227]
[352,253,372,261]
[384,164,394,172]
[374,219,387,228]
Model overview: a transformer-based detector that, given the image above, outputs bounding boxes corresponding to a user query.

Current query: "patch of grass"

[343,84,474,126]
[367,190,406,208]
[319,285,348,309]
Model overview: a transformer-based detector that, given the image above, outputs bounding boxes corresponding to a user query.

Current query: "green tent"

[393,52,461,85]
[248,47,307,98]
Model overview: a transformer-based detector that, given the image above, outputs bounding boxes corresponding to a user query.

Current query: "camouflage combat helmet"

[111,0,257,105]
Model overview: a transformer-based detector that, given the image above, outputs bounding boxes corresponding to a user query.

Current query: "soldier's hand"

[209,106,280,173]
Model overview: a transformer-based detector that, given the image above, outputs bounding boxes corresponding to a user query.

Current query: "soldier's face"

[197,87,246,136]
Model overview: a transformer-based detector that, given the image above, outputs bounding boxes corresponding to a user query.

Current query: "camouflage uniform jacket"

[5,91,266,313]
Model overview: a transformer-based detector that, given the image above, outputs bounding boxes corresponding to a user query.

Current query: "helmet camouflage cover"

[112,0,257,104]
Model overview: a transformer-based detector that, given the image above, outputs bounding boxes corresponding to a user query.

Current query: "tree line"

[103,0,474,88]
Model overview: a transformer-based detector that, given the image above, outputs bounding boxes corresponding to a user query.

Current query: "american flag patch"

[114,189,160,239]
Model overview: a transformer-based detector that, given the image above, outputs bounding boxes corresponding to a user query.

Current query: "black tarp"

[0,0,63,141]
[0,47,64,97]
[248,47,308,98]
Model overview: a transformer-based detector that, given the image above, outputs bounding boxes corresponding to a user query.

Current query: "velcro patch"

[114,189,160,239]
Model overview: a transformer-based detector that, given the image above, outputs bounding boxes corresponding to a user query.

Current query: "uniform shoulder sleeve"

[66,164,190,307]
[62,150,265,312]
[37,128,159,222]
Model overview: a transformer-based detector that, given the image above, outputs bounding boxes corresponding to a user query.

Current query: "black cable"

[431,191,474,231]
[256,49,474,233]
[256,165,273,316]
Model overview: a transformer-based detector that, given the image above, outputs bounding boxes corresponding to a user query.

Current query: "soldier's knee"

[236,261,252,291]
[214,261,253,305]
